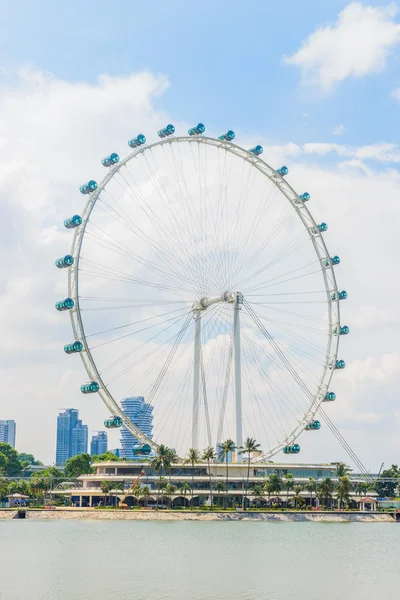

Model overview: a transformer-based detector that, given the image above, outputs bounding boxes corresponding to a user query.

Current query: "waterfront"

[0,521,399,599]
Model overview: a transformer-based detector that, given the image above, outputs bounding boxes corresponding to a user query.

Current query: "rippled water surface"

[0,520,398,600]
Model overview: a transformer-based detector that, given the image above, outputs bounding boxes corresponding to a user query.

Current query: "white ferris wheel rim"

[67,134,341,460]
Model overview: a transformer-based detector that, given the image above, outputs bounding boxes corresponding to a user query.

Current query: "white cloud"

[284,3,400,90]
[332,124,346,135]
[303,141,400,162]
[392,87,400,102]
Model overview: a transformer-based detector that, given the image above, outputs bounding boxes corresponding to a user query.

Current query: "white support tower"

[192,310,201,449]
[233,292,243,461]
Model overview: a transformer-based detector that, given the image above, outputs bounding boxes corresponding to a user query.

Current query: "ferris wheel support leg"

[233,292,243,462]
[192,310,201,449]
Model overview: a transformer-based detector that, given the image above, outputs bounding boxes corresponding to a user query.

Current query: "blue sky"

[0,1,400,466]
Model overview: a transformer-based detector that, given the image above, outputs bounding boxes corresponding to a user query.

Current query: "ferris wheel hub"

[191,291,243,313]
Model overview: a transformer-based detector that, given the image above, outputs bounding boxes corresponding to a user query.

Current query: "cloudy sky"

[1,0,399,470]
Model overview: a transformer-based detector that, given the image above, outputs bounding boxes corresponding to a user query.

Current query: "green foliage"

[17,453,43,466]
[91,452,121,462]
[31,466,65,480]
[336,476,351,508]
[65,453,93,478]
[8,479,31,497]
[335,462,351,477]
[0,443,24,476]
[0,478,9,500]
[375,465,399,497]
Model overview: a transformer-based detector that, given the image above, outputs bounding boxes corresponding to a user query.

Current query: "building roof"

[357,497,376,503]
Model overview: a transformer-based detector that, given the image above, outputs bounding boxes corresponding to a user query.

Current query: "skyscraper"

[120,397,153,459]
[90,431,108,456]
[56,409,88,465]
[0,420,16,448]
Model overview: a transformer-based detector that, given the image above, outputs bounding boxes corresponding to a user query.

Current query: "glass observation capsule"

[338,290,348,300]
[157,124,175,138]
[340,325,350,335]
[324,392,336,401]
[128,134,146,148]
[318,222,328,232]
[305,420,321,431]
[299,192,310,201]
[64,341,83,354]
[64,215,82,229]
[79,180,98,195]
[104,416,123,428]
[188,123,205,136]
[249,145,263,156]
[331,255,340,265]
[283,444,300,454]
[55,255,74,269]
[81,381,100,394]
[218,130,235,141]
[102,153,119,167]
[55,298,74,312]
[276,166,289,176]
[132,443,152,455]
[335,359,346,369]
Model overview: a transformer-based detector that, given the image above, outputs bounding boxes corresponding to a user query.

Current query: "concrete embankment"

[0,509,395,522]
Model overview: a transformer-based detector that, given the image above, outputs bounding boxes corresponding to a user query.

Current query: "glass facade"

[56,409,88,465]
[0,420,16,448]
[120,397,153,460]
[90,431,108,456]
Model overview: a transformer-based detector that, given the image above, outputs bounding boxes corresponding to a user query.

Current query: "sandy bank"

[1,509,394,522]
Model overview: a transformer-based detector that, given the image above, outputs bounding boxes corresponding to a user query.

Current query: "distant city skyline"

[90,431,108,456]
[120,397,153,460]
[56,409,88,465]
[0,420,16,448]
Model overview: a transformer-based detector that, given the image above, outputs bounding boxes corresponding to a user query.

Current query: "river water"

[0,520,398,599]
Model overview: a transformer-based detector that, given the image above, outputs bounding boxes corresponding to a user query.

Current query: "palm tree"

[336,476,351,509]
[140,486,151,508]
[179,482,190,508]
[185,448,200,510]
[156,477,168,509]
[113,482,124,507]
[335,463,350,477]
[164,483,176,509]
[219,439,236,509]
[215,481,226,509]
[166,448,179,481]
[318,477,335,508]
[250,485,264,509]
[202,447,216,510]
[284,473,294,507]
[293,485,304,509]
[150,444,173,510]
[305,477,317,508]
[101,480,112,506]
[238,437,261,510]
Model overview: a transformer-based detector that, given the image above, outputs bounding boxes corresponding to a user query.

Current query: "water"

[0,520,398,600]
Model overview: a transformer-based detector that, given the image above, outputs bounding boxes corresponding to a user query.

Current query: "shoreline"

[0,509,395,522]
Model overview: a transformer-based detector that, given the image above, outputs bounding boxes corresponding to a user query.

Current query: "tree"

[0,478,9,501]
[17,453,43,466]
[355,481,370,498]
[265,473,282,504]
[8,480,31,505]
[293,485,304,509]
[215,481,226,509]
[91,452,121,463]
[375,465,399,498]
[336,476,351,509]
[0,443,24,476]
[65,454,92,478]
[318,477,335,508]
[156,477,168,509]
[185,448,200,510]
[239,438,261,510]
[250,485,264,509]
[165,483,176,509]
[101,481,113,505]
[179,482,190,508]
[219,439,236,509]
[150,444,173,510]
[335,463,351,477]
[0,453,7,475]
[140,486,151,508]
[284,473,294,507]
[305,477,317,507]
[202,447,216,510]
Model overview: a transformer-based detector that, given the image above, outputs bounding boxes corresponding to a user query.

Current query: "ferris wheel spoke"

[245,260,323,293]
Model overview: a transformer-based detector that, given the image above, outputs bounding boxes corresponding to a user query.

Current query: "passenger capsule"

[81,381,100,394]
[299,192,310,201]
[218,130,235,141]
[102,153,120,167]
[79,180,98,194]
[249,145,263,156]
[64,215,82,229]
[335,359,346,369]
[128,134,146,148]
[331,255,340,265]
[340,325,350,335]
[104,416,123,428]
[132,443,152,455]
[338,290,348,300]
[283,444,300,454]
[55,255,74,269]
[305,420,321,431]
[55,298,74,312]
[318,222,328,232]
[276,166,289,176]
[64,341,83,354]
[188,123,205,136]
[157,124,175,138]
[324,392,336,401]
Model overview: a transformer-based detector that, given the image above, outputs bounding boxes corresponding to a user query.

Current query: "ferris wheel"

[55,122,349,461]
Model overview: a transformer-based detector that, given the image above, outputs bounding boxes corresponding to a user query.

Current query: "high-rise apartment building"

[56,409,88,465]
[0,420,16,448]
[120,397,153,459]
[90,431,108,456]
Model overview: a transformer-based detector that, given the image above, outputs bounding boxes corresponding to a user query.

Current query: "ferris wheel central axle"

[192,291,243,459]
